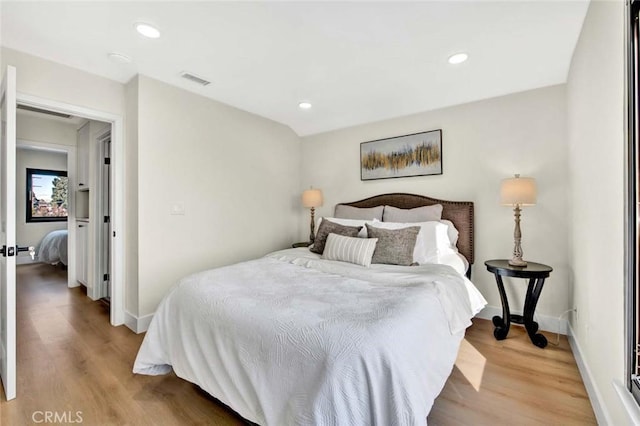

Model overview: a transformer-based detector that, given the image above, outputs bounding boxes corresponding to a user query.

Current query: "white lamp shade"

[500,176,537,206]
[302,189,323,208]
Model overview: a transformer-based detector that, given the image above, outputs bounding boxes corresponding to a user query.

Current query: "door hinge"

[103,273,109,281]
[104,157,111,165]
[104,216,110,223]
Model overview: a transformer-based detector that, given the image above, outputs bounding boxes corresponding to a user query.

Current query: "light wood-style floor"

[0,263,595,425]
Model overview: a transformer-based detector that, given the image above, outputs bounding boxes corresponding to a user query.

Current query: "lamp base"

[309,207,316,244]
[509,205,527,267]
[508,257,528,267]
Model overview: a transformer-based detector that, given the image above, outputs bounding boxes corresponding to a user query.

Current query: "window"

[26,168,68,223]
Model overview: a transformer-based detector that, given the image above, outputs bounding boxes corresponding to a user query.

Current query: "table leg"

[523,278,548,348]
[492,273,511,340]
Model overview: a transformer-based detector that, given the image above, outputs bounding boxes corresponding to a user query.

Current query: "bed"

[36,229,68,266]
[133,193,486,425]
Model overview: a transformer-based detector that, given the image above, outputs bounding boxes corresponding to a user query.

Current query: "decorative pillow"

[322,233,378,267]
[334,204,384,221]
[310,219,363,254]
[365,224,420,266]
[370,219,456,264]
[383,204,443,223]
[315,217,372,238]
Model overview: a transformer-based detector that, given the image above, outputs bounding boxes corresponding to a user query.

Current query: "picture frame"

[360,129,442,181]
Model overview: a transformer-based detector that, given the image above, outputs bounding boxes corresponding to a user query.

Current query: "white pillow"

[439,219,459,248]
[322,233,378,267]
[316,217,372,238]
[383,204,443,222]
[334,205,384,220]
[370,219,455,265]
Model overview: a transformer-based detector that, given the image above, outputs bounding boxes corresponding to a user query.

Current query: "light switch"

[170,203,185,215]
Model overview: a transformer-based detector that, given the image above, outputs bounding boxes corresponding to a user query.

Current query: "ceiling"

[1,1,589,136]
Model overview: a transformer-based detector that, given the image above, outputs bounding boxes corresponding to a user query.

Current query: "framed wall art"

[360,129,442,181]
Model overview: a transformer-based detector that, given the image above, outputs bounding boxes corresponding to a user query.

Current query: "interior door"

[0,65,17,400]
[100,133,111,301]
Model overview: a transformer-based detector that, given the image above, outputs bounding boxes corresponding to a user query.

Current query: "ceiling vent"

[17,104,71,119]
[180,71,211,86]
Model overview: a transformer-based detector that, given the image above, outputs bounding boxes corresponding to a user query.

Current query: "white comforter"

[133,248,486,425]
[36,229,68,265]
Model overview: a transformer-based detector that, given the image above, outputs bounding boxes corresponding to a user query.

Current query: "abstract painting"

[360,129,442,180]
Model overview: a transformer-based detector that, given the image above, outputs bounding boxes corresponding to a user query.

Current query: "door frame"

[16,93,125,326]
[16,139,77,289]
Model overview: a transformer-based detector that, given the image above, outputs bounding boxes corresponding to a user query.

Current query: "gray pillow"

[366,224,420,266]
[310,219,363,254]
[383,204,443,223]
[334,204,384,220]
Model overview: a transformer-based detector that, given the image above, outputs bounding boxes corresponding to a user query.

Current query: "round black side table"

[484,259,553,348]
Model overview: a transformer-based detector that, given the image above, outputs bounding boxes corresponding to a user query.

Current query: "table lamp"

[302,188,323,244]
[501,174,537,266]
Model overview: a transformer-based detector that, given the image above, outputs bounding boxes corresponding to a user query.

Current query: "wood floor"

[0,263,596,425]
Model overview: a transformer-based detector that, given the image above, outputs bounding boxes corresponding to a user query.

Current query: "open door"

[99,132,111,302]
[0,65,17,400]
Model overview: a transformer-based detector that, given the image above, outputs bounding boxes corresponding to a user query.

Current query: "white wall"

[0,2,3,73]
[1,47,125,116]
[124,76,139,317]
[16,148,67,255]
[566,1,626,424]
[16,113,77,147]
[135,75,301,316]
[301,85,570,322]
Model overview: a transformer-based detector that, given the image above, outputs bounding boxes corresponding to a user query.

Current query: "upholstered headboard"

[336,193,474,265]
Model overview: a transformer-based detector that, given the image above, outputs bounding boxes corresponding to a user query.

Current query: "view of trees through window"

[27,168,68,222]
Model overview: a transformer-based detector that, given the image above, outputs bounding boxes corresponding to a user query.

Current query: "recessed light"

[448,53,468,65]
[135,22,161,39]
[299,101,312,110]
[108,52,132,64]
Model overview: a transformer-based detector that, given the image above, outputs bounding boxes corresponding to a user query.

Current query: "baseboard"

[567,322,612,425]
[475,305,568,334]
[124,311,137,333]
[124,311,154,334]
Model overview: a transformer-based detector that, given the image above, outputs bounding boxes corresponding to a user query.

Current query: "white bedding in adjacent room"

[133,248,486,425]
[36,229,68,265]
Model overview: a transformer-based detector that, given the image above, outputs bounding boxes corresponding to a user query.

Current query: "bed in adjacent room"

[36,229,68,266]
[133,193,486,425]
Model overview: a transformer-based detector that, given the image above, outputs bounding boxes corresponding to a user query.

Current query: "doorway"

[1,66,125,401]
[16,93,125,327]
[16,108,114,308]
